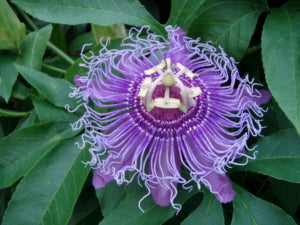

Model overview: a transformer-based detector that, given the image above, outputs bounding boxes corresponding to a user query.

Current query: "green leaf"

[189,0,267,60]
[52,24,67,53]
[68,188,101,225]
[19,25,52,70]
[68,32,95,53]
[0,0,25,50]
[33,99,79,123]
[0,125,4,140]
[0,53,18,102]
[283,0,300,10]
[2,136,90,225]
[261,98,294,136]
[15,65,77,108]
[233,129,300,183]
[11,0,165,35]
[262,8,300,135]
[98,182,195,225]
[269,178,300,217]
[15,110,38,130]
[167,0,206,30]
[92,24,126,43]
[11,80,30,100]
[0,189,5,224]
[0,122,75,188]
[95,181,126,217]
[181,188,224,225]
[231,184,296,225]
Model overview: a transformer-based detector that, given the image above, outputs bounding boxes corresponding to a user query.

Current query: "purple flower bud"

[69,26,271,211]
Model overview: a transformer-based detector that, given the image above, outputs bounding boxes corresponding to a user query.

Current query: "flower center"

[138,58,202,113]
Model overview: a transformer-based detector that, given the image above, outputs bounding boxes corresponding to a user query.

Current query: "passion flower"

[69,26,270,211]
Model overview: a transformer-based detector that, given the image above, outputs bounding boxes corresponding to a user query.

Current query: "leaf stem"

[18,7,38,30]
[46,41,75,64]
[17,7,75,65]
[42,63,67,74]
[0,108,31,117]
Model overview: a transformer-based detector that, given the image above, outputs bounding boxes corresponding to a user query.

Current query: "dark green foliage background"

[0,0,300,224]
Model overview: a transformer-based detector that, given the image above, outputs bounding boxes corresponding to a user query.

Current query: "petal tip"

[92,170,114,189]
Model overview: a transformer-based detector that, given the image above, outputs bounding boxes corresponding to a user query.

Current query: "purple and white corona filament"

[69,26,270,210]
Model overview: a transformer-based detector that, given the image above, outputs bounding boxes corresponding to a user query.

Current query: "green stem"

[46,41,75,64]
[18,7,75,65]
[42,63,67,74]
[18,7,38,31]
[0,108,31,117]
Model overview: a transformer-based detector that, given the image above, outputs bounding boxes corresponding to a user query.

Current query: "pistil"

[138,58,202,113]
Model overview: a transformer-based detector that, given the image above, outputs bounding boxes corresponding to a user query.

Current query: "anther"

[144,60,166,75]
[138,77,152,97]
[176,63,196,78]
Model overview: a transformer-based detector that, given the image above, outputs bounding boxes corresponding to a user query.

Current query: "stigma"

[138,58,202,113]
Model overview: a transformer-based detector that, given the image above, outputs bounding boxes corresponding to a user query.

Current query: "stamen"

[176,63,197,78]
[138,77,152,97]
[188,87,202,98]
[154,98,181,109]
[144,60,166,75]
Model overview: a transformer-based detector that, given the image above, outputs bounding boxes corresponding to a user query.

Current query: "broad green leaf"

[261,98,294,136]
[68,188,101,225]
[233,129,300,183]
[189,1,267,60]
[11,80,30,100]
[52,24,67,53]
[0,189,5,224]
[99,182,196,225]
[68,32,95,53]
[0,53,18,102]
[11,0,165,35]
[167,0,206,30]
[0,125,4,139]
[19,25,52,70]
[283,0,300,9]
[269,178,300,217]
[33,99,79,123]
[15,110,38,130]
[92,24,126,43]
[2,136,90,225]
[0,122,75,188]
[0,0,25,50]
[231,184,296,225]
[182,189,224,225]
[262,8,300,135]
[15,65,77,108]
[95,181,126,217]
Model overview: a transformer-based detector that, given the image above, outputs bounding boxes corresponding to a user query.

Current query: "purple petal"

[166,26,190,63]
[235,89,272,110]
[92,169,114,188]
[148,137,181,207]
[150,180,177,207]
[253,89,272,106]
[203,171,235,203]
